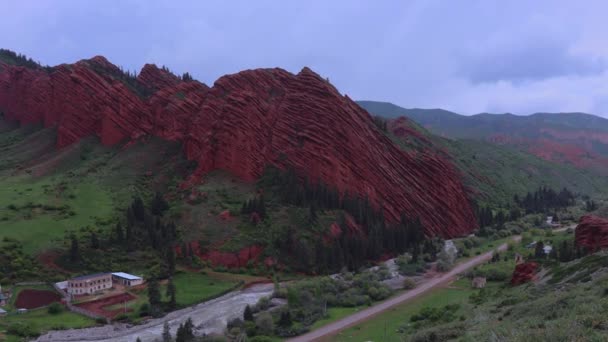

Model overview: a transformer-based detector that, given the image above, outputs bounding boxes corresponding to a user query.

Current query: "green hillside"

[361,101,608,206]
[358,100,608,137]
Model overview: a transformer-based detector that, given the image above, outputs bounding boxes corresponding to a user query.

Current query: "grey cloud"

[460,37,606,84]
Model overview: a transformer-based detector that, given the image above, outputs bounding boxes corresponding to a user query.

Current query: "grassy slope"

[0,119,189,255]
[336,231,608,342]
[359,101,608,206]
[325,286,474,342]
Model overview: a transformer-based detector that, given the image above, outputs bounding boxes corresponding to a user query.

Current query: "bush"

[114,313,130,322]
[47,302,64,315]
[254,312,275,336]
[403,278,416,289]
[7,323,40,337]
[139,303,150,317]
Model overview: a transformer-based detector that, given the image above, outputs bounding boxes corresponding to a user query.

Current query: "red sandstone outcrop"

[575,215,608,252]
[0,55,478,237]
[136,64,181,91]
[511,262,538,285]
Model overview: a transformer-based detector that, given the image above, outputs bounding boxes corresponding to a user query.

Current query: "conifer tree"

[70,234,80,262]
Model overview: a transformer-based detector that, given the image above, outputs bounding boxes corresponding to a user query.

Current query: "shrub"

[47,302,64,315]
[139,303,150,317]
[254,312,274,336]
[114,313,130,322]
[403,278,416,289]
[7,323,40,337]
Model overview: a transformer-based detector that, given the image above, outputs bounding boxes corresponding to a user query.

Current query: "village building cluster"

[56,272,143,296]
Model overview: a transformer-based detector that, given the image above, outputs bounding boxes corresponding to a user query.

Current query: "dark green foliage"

[176,318,195,342]
[410,304,460,324]
[167,277,177,310]
[372,116,388,132]
[150,192,170,216]
[70,234,80,262]
[244,304,254,321]
[277,272,392,335]
[114,223,124,242]
[278,310,292,327]
[0,238,46,282]
[90,232,100,249]
[0,49,48,70]
[259,166,430,273]
[47,302,64,315]
[517,186,575,215]
[7,322,40,338]
[241,195,267,221]
[182,72,194,82]
[162,321,172,342]
[147,277,163,316]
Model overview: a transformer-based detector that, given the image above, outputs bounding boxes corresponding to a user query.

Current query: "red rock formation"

[575,215,608,252]
[510,262,538,285]
[0,55,478,237]
[136,64,181,92]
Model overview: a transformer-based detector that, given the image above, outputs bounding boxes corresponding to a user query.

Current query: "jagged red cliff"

[0,54,477,237]
[575,215,608,252]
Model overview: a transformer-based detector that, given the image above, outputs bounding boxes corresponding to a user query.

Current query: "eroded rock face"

[511,262,538,285]
[0,57,477,237]
[575,215,608,252]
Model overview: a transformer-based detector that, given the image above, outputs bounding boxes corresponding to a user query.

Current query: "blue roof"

[71,272,110,281]
[112,272,142,280]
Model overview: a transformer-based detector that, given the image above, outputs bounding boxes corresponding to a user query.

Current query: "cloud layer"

[1,0,607,116]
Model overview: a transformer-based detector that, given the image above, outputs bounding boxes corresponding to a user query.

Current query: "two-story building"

[67,273,112,295]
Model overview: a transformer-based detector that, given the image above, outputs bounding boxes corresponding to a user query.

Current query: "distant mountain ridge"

[358,101,608,174]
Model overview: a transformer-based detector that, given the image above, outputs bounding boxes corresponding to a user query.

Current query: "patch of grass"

[326,287,473,342]
[171,272,238,307]
[0,307,95,339]
[0,178,114,253]
[310,306,364,330]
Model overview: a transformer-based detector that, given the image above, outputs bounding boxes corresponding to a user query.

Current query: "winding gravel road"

[288,236,521,342]
[35,284,274,342]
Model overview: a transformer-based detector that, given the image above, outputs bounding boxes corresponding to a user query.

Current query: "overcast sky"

[2,0,608,116]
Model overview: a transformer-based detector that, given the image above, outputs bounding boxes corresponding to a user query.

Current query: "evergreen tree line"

[515,186,575,214]
[259,167,432,273]
[241,196,267,220]
[0,49,50,70]
[472,202,519,229]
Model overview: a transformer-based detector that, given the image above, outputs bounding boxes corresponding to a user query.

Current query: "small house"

[0,308,7,316]
[472,277,487,289]
[17,308,27,314]
[112,272,144,287]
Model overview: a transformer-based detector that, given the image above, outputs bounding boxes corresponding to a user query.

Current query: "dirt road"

[288,236,521,342]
